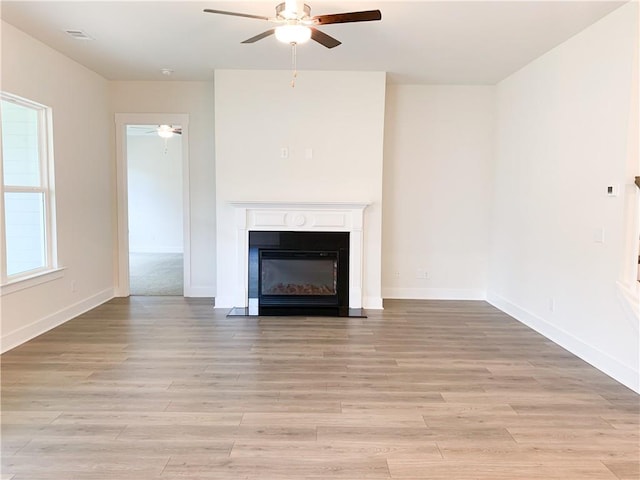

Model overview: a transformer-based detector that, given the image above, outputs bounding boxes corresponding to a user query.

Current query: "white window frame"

[0,92,60,294]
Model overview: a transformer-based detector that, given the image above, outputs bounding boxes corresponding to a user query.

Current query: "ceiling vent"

[64,29,94,40]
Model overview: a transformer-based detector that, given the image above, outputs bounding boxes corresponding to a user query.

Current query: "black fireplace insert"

[248,231,349,316]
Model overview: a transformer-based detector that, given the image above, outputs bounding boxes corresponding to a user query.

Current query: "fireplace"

[223,201,373,315]
[248,231,350,316]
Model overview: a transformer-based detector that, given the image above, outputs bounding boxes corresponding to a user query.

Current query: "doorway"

[126,124,183,295]
[115,113,191,297]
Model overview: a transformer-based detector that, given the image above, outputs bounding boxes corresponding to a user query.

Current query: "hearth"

[248,231,350,316]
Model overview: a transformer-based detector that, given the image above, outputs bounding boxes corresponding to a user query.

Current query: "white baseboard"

[1,287,114,354]
[184,285,216,298]
[487,292,640,394]
[382,287,486,301]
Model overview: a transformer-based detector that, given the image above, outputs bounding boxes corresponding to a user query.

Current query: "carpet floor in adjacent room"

[129,252,183,296]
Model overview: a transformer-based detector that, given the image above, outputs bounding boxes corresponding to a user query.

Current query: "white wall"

[383,85,494,299]
[110,81,215,296]
[127,134,183,253]
[1,21,113,352]
[214,70,386,309]
[488,2,639,392]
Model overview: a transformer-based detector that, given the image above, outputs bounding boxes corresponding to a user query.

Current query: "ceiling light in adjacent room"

[157,125,174,138]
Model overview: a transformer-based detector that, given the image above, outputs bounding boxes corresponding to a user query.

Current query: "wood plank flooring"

[1,297,638,479]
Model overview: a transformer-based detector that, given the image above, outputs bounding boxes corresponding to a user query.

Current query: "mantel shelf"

[230,201,370,211]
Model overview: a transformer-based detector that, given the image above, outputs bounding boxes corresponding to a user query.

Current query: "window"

[0,92,56,285]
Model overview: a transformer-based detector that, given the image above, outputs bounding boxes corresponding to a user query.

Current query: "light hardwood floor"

[1,298,638,479]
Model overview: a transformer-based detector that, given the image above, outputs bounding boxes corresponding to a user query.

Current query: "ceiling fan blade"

[203,9,270,21]
[312,10,381,25]
[310,28,341,49]
[241,29,276,44]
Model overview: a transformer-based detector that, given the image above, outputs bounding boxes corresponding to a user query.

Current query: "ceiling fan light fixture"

[157,125,174,138]
[275,24,311,44]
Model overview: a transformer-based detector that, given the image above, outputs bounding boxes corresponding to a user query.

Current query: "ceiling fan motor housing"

[276,2,311,20]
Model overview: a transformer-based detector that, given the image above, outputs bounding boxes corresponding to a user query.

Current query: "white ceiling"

[0,1,626,84]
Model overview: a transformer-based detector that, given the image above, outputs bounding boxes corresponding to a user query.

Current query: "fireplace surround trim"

[230,201,369,309]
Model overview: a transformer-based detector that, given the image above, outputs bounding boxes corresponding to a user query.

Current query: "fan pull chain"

[290,43,297,88]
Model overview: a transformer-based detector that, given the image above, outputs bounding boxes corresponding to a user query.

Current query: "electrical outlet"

[71,280,77,292]
[606,185,619,196]
[549,297,555,312]
[393,271,400,278]
[416,269,428,279]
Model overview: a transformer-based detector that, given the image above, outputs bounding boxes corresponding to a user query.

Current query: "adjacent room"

[1,1,638,479]
[126,124,184,296]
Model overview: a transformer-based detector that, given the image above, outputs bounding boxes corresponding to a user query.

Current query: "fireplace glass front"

[260,252,338,297]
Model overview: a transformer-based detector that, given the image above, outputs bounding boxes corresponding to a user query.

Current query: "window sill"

[1,267,66,296]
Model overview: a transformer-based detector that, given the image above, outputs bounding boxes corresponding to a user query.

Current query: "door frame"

[114,113,191,296]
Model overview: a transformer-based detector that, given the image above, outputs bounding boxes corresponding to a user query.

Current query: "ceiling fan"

[156,125,182,138]
[203,0,382,48]
[127,125,182,137]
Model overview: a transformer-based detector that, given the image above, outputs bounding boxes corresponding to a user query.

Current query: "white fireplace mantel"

[229,201,370,309]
